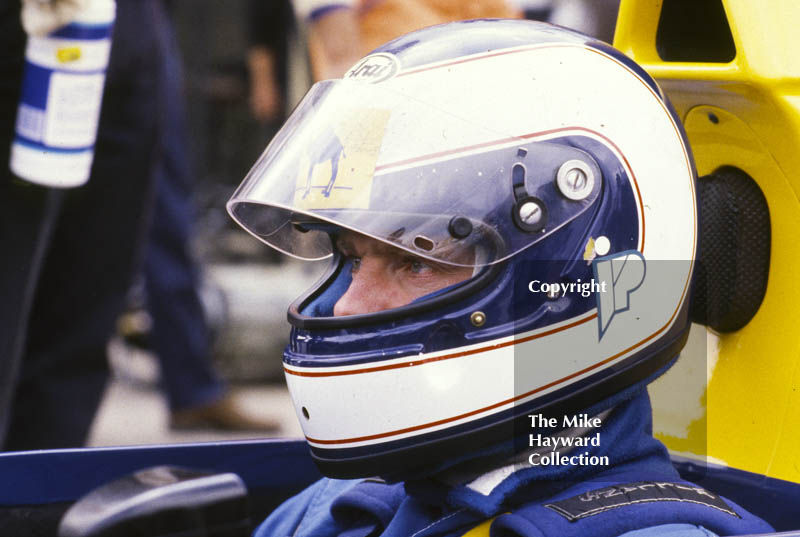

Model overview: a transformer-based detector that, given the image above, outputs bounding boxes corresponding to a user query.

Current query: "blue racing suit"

[254,392,772,537]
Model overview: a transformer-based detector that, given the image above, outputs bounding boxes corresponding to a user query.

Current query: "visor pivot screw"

[546,287,561,300]
[470,311,486,327]
[566,169,586,190]
[448,216,473,239]
[519,200,543,226]
[556,160,595,201]
[513,197,547,233]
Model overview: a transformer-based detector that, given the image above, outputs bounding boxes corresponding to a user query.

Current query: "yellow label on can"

[56,47,82,63]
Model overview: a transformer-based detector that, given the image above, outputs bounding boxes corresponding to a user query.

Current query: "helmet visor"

[228,80,602,267]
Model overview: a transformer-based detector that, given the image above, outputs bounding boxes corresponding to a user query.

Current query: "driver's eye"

[409,260,429,274]
[349,257,362,272]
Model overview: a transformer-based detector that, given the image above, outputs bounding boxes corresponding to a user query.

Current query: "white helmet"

[228,19,696,477]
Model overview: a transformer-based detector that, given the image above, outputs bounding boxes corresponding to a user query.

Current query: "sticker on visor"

[294,108,391,210]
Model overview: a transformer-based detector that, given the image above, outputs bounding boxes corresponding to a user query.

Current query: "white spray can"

[10,0,116,188]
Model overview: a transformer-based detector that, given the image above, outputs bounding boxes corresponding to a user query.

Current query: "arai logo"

[344,53,401,83]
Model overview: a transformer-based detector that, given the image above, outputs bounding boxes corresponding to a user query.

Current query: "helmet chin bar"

[309,322,691,479]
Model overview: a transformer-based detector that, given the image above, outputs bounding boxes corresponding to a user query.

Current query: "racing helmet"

[228,20,696,478]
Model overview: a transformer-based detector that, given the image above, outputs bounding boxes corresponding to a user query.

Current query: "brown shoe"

[170,392,281,432]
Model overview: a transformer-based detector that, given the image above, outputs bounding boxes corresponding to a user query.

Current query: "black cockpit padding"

[690,167,770,332]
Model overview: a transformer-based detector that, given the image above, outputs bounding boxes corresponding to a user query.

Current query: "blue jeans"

[143,39,226,410]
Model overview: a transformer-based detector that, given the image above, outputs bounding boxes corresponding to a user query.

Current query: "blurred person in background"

[1,0,170,450]
[548,0,620,43]
[136,0,280,432]
[246,0,295,126]
[0,0,62,447]
[293,0,521,80]
[508,0,620,42]
[507,0,553,21]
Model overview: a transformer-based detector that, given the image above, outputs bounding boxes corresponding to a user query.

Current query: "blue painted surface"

[0,438,320,506]
[1,440,799,532]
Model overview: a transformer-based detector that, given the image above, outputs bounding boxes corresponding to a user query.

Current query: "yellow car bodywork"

[615,0,800,485]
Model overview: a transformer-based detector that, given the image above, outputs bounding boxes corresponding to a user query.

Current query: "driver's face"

[333,232,473,316]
